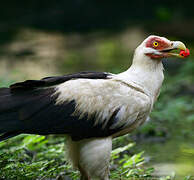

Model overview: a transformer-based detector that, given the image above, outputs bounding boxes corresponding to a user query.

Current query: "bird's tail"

[0,86,54,142]
[0,88,22,141]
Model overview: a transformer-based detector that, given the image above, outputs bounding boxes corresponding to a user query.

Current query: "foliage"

[0,135,79,180]
[0,135,156,180]
[111,143,154,179]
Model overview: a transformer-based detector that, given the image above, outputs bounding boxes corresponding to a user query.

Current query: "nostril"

[171,42,173,46]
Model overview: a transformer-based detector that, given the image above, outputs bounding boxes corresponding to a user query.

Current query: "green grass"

[0,135,155,180]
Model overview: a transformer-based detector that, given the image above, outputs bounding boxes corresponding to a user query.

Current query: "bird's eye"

[153,41,159,47]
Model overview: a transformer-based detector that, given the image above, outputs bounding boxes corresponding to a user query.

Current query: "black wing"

[10,71,110,92]
[0,71,122,141]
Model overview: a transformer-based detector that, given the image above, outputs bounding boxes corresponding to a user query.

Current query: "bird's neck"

[118,54,164,101]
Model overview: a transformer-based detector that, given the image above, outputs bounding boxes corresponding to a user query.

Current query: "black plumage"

[0,71,122,141]
[10,71,111,92]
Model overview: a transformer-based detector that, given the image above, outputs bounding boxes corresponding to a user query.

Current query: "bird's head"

[135,35,189,60]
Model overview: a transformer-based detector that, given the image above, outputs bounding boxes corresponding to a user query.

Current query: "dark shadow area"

[0,0,194,45]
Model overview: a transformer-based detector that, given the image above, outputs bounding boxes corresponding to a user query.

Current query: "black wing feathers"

[0,89,121,141]
[0,71,121,141]
[10,71,110,92]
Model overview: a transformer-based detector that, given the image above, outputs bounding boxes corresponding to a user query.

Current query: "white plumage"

[55,77,151,129]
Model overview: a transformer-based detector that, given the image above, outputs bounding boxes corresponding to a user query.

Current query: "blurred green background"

[0,1,194,179]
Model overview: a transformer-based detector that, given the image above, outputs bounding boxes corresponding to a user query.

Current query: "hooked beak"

[163,41,187,58]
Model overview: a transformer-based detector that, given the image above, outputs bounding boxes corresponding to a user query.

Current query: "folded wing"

[0,71,124,141]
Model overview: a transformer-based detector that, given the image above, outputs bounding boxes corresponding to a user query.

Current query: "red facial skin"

[145,37,171,59]
[146,37,170,50]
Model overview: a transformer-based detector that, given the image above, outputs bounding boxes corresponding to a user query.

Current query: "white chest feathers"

[54,78,152,131]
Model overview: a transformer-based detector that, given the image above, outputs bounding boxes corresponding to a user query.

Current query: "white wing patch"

[54,78,152,130]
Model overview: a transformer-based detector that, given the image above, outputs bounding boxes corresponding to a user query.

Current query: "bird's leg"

[100,166,110,180]
[78,164,91,180]
[78,137,112,180]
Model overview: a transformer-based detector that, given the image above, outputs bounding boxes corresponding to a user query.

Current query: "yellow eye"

[153,41,159,47]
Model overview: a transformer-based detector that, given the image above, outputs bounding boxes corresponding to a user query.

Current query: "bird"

[0,35,188,180]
